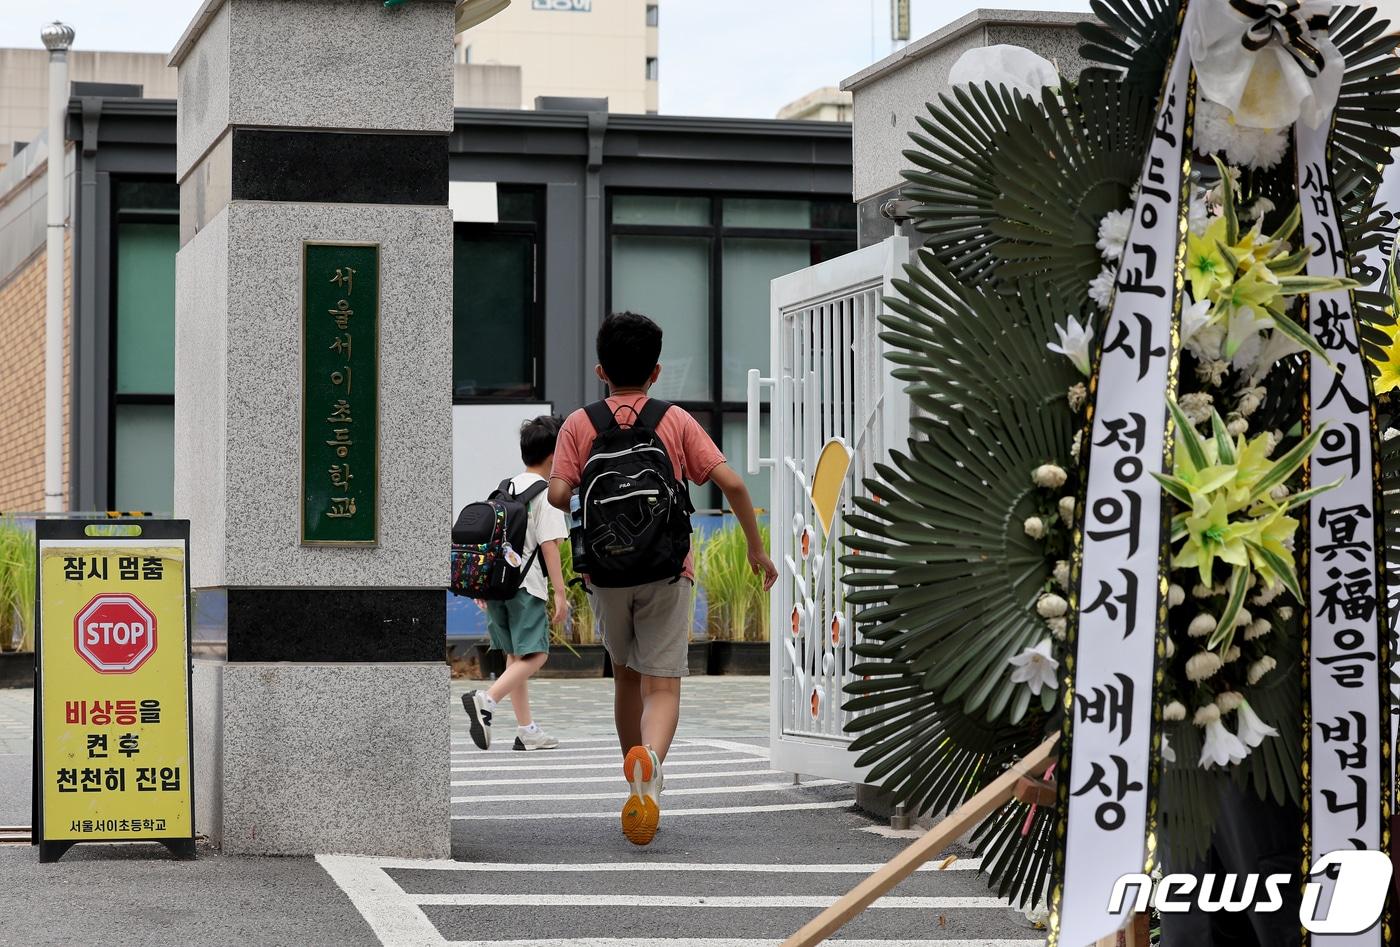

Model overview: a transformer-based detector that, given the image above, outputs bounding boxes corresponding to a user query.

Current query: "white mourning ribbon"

[1295,121,1390,946]
[1352,145,1400,762]
[1046,4,1194,944]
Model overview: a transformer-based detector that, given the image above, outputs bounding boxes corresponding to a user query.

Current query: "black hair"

[520,414,563,467]
[596,311,663,388]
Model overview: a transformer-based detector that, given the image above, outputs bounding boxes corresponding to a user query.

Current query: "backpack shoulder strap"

[637,398,673,431]
[517,480,548,506]
[490,478,514,499]
[583,401,617,435]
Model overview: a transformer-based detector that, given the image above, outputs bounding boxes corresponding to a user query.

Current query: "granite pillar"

[171,0,455,857]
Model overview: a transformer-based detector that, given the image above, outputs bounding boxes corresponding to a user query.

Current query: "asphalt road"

[1,678,1045,946]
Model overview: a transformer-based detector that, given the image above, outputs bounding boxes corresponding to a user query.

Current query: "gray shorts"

[591,577,694,678]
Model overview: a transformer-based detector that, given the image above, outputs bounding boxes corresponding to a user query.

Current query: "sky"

[0,0,1091,118]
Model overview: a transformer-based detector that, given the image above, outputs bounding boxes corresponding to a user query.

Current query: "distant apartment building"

[455,0,659,113]
[0,0,658,167]
[776,87,853,123]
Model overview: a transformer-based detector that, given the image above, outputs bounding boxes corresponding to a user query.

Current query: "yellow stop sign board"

[34,519,195,863]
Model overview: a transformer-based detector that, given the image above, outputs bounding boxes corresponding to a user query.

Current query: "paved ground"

[1,678,1044,946]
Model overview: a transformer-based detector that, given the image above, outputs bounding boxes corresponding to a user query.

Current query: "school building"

[0,89,854,521]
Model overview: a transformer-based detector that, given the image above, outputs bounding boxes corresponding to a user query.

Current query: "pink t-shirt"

[552,394,726,579]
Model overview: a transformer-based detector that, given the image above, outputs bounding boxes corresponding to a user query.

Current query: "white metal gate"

[746,235,909,783]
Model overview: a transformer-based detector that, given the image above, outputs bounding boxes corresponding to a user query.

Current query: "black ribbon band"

[1228,0,1328,78]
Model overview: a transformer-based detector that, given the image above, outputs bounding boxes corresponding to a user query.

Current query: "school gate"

[747,235,909,783]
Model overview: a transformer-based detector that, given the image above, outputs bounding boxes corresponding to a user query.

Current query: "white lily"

[1008,639,1059,696]
[1236,700,1279,748]
[1182,298,1224,362]
[1161,733,1177,764]
[1248,327,1305,384]
[1047,315,1094,377]
[1199,716,1250,769]
[1225,305,1274,368]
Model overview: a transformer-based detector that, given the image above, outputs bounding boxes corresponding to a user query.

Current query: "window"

[608,193,856,509]
[111,179,178,513]
[646,3,658,26]
[453,186,545,401]
[646,57,659,81]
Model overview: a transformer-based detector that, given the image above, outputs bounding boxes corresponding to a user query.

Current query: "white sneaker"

[462,691,492,750]
[514,727,560,751]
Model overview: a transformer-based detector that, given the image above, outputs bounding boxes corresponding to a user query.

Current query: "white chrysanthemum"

[1234,608,1252,628]
[1244,618,1272,641]
[1223,645,1242,664]
[1179,392,1215,427]
[1187,651,1224,681]
[1070,429,1083,462]
[1023,516,1045,540]
[1164,636,1176,659]
[1215,691,1243,713]
[1168,584,1185,608]
[1237,386,1266,418]
[1269,483,1290,502]
[1032,464,1068,489]
[1053,560,1071,590]
[1226,417,1249,437]
[1277,606,1294,621]
[1196,99,1289,169]
[1248,655,1278,685]
[1058,495,1075,527]
[1163,700,1187,721]
[1194,703,1221,727]
[1197,359,1230,386]
[1067,383,1087,411]
[1188,613,1216,638]
[1088,265,1116,310]
[1192,582,1214,599]
[1047,616,1068,640]
[1245,196,1276,222]
[1036,593,1068,619]
[1096,207,1133,262]
[1249,582,1280,607]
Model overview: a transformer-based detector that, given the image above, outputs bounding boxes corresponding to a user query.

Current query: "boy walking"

[548,311,777,846]
[463,415,571,752]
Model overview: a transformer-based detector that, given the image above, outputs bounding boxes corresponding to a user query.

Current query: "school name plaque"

[302,242,380,546]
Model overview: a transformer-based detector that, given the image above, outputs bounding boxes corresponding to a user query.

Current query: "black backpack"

[579,399,693,588]
[449,479,548,600]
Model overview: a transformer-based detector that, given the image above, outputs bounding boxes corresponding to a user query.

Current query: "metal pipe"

[41,21,75,514]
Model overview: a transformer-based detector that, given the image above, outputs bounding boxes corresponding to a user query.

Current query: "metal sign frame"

[32,518,195,863]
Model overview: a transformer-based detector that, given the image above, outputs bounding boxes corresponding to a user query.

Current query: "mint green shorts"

[485,593,550,656]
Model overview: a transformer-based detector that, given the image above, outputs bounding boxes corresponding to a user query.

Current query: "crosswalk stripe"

[413,893,1008,909]
[451,768,782,787]
[354,857,985,874]
[451,779,843,802]
[452,801,856,820]
[450,747,718,762]
[441,940,1037,947]
[452,757,761,773]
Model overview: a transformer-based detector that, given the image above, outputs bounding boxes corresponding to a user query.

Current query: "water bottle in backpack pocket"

[449,478,548,600]
[578,399,694,588]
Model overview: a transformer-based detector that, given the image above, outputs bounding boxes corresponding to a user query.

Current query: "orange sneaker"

[621,745,662,846]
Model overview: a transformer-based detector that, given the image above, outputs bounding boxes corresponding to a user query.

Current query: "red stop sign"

[74,594,157,674]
